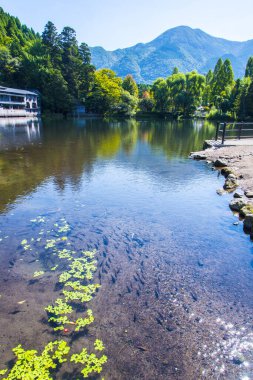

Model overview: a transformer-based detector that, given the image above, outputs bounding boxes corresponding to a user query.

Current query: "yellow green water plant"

[8,219,108,378]
[70,340,107,378]
[0,340,70,380]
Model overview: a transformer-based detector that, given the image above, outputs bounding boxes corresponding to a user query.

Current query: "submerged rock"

[233,353,245,365]
[216,189,225,196]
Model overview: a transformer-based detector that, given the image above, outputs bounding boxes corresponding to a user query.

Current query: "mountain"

[90,26,253,83]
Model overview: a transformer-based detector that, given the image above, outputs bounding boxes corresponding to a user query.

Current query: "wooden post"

[215,122,219,141]
[238,122,242,140]
[222,122,227,145]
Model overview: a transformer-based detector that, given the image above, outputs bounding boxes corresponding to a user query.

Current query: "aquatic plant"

[75,309,94,332]
[33,271,44,278]
[70,340,107,378]
[94,339,105,351]
[48,315,72,331]
[57,249,73,260]
[0,340,70,379]
[58,272,72,283]
[45,298,73,315]
[45,239,57,249]
[2,219,108,379]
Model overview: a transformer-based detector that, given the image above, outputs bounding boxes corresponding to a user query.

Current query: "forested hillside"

[1,7,253,120]
[0,7,94,115]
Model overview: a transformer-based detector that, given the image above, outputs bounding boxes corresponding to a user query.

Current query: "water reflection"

[0,118,41,148]
[0,118,216,212]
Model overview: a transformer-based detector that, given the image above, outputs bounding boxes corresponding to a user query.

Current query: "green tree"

[245,57,253,79]
[86,69,123,115]
[152,78,170,112]
[122,74,139,97]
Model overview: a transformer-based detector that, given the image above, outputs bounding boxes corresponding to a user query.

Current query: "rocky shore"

[191,144,253,235]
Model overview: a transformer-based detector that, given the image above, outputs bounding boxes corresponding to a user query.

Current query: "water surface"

[0,118,252,380]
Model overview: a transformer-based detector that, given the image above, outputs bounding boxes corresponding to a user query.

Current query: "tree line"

[1,6,253,119]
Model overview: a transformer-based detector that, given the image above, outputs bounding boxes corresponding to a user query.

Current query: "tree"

[172,67,179,75]
[42,21,59,50]
[245,57,253,79]
[86,69,123,115]
[79,42,91,65]
[122,75,139,97]
[152,78,170,112]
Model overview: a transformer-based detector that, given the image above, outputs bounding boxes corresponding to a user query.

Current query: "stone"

[245,191,253,198]
[229,199,248,212]
[198,260,204,267]
[243,214,253,232]
[234,192,243,198]
[233,353,245,365]
[224,178,238,190]
[227,174,237,180]
[240,204,253,217]
[214,159,228,167]
[221,167,234,177]
[191,153,206,160]
[216,189,225,195]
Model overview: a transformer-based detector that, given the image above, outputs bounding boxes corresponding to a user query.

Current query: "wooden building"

[0,86,40,117]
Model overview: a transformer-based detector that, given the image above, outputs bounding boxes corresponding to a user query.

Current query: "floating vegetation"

[70,340,107,378]
[0,217,107,379]
[0,339,107,380]
[0,340,70,379]
[33,271,44,278]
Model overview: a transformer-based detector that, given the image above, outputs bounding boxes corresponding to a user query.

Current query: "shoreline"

[191,143,253,235]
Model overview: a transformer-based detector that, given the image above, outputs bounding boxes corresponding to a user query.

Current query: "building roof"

[0,86,38,96]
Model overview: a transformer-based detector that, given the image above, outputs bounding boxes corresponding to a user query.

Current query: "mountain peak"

[90,27,252,83]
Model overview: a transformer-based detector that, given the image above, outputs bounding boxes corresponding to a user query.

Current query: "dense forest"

[1,6,253,119]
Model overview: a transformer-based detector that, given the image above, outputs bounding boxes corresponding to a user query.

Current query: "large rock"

[243,214,253,232]
[224,178,238,190]
[221,167,234,178]
[229,199,248,212]
[191,153,206,160]
[240,204,253,217]
[214,159,228,167]
[245,191,253,198]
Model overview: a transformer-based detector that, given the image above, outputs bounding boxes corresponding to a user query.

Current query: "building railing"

[215,122,253,144]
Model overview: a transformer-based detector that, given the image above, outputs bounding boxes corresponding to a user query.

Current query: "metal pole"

[222,122,227,145]
[215,122,219,141]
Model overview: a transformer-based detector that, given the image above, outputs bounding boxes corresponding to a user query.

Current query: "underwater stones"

[229,199,248,212]
[232,353,245,365]
[216,189,225,196]
[214,159,228,167]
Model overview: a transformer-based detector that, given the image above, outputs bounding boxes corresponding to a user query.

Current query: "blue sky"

[2,0,253,49]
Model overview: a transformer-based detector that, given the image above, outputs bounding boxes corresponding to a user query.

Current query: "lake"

[0,117,252,380]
